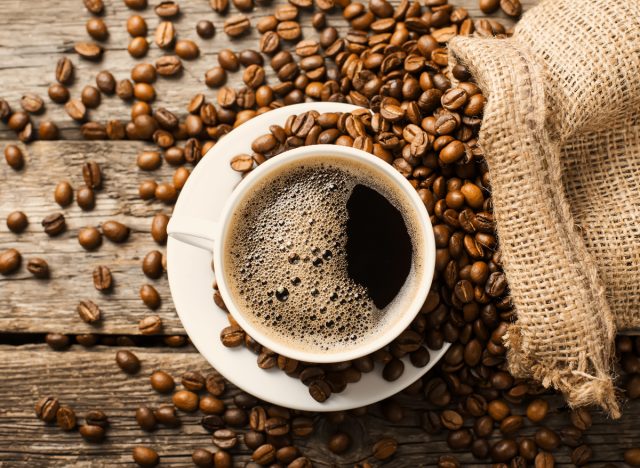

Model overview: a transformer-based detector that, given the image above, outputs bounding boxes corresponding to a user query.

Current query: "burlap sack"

[448,0,640,417]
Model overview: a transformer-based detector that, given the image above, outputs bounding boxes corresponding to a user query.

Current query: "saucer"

[167,102,451,411]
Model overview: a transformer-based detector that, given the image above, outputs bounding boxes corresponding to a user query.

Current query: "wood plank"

[0,344,638,467]
[0,0,536,140]
[0,141,183,334]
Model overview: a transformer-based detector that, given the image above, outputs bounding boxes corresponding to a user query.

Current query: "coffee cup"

[168,144,435,363]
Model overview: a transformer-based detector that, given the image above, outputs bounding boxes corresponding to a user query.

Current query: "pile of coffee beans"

[35,395,109,442]
[3,0,640,465]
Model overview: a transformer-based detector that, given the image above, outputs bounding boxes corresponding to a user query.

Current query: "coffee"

[224,156,425,354]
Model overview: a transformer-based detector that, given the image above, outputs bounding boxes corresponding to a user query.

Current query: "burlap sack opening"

[448,0,640,417]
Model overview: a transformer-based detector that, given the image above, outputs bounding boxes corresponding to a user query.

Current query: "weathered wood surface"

[4,0,640,467]
[0,141,183,334]
[1,345,639,467]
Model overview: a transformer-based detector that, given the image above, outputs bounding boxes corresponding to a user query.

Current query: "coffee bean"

[224,14,251,37]
[447,429,473,450]
[210,0,229,12]
[78,227,102,250]
[570,408,592,431]
[150,370,174,393]
[328,432,351,454]
[55,405,76,431]
[373,437,397,460]
[382,358,404,381]
[151,213,169,244]
[42,213,66,236]
[155,21,175,49]
[535,427,561,451]
[102,220,129,243]
[625,448,640,466]
[74,42,103,60]
[220,325,244,347]
[308,380,331,402]
[133,446,159,467]
[79,424,105,443]
[173,390,199,412]
[86,18,108,41]
[155,182,177,203]
[125,0,147,9]
[45,333,69,350]
[91,265,112,291]
[200,414,224,433]
[135,407,156,431]
[155,0,179,17]
[500,415,524,434]
[243,64,266,88]
[212,428,238,450]
[205,373,225,396]
[175,40,200,60]
[224,408,248,426]
[127,15,147,36]
[116,350,140,374]
[490,439,518,462]
[252,444,276,465]
[55,57,74,84]
[83,0,104,13]
[26,258,49,278]
[569,444,592,466]
[191,448,213,467]
[196,20,215,38]
[35,396,60,422]
[205,66,227,87]
[85,410,109,429]
[139,315,162,334]
[77,186,96,211]
[129,37,149,57]
[500,0,522,17]
[178,370,204,392]
[6,211,28,233]
[200,395,224,415]
[440,409,464,430]
[77,299,101,324]
[20,93,44,114]
[154,404,180,427]
[47,83,69,104]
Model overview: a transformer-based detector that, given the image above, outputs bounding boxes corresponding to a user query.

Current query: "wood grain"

[1,344,639,467]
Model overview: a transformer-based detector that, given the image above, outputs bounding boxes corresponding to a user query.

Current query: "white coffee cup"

[167,144,435,363]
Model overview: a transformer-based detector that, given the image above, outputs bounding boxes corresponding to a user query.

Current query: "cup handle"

[167,216,218,252]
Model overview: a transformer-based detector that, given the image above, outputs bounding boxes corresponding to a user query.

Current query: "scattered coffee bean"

[372,437,397,460]
[328,432,351,454]
[45,333,70,350]
[133,446,159,467]
[26,258,49,278]
[139,315,163,334]
[35,396,60,422]
[78,226,102,250]
[79,424,105,443]
[56,405,77,431]
[6,211,28,233]
[86,18,109,40]
[213,428,238,450]
[5,144,25,170]
[116,350,141,374]
[42,213,66,236]
[197,20,215,38]
[77,299,101,323]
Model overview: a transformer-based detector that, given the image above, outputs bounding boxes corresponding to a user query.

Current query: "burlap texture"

[449,0,640,417]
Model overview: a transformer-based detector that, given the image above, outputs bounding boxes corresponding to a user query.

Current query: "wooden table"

[1,0,638,466]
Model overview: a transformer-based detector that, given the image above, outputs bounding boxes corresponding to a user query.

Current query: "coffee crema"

[224,156,425,354]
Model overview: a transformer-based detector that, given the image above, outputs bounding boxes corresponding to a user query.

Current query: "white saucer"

[167,102,450,411]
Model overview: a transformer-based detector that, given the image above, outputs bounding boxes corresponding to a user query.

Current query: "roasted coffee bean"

[77,299,101,323]
[373,437,397,460]
[48,83,70,103]
[181,371,205,391]
[490,439,518,462]
[440,409,464,430]
[154,404,180,427]
[139,180,157,200]
[42,213,66,236]
[53,181,73,207]
[175,39,200,60]
[625,448,640,466]
[116,350,140,374]
[205,66,227,87]
[56,406,77,431]
[86,18,109,40]
[102,220,129,242]
[132,446,159,467]
[500,0,522,17]
[27,258,49,278]
[84,0,104,13]
[21,93,44,113]
[151,213,169,244]
[252,444,276,465]
[150,370,175,393]
[224,14,251,37]
[447,429,473,450]
[6,211,28,233]
[328,432,351,454]
[155,182,177,203]
[82,161,102,189]
[201,414,224,433]
[81,86,101,109]
[125,0,147,8]
[570,408,592,431]
[139,315,163,334]
[155,0,180,17]
[131,63,157,83]
[205,374,225,396]
[136,407,157,431]
[56,57,74,84]
[191,448,213,467]
[500,415,524,434]
[77,186,96,210]
[4,144,24,170]
[137,151,161,171]
[212,428,238,450]
[65,99,86,121]
[308,380,331,402]
[35,396,60,422]
[127,15,147,36]
[220,325,244,347]
[155,21,175,49]
[200,395,224,415]
[224,408,248,426]
[535,427,561,451]
[78,424,105,443]
[155,56,182,76]
[382,358,404,381]
[197,20,215,38]
[45,333,70,350]
[74,42,103,60]
[173,390,199,412]
[129,36,149,57]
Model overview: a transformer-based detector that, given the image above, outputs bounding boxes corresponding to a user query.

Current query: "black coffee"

[224,156,425,354]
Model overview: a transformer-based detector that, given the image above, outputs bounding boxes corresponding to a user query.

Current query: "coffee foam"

[223,156,424,354]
